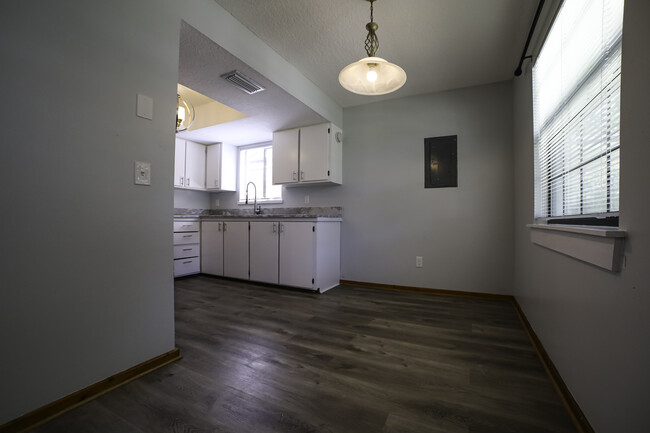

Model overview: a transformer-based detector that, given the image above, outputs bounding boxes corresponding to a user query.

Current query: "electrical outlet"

[304,195,310,204]
[416,256,423,268]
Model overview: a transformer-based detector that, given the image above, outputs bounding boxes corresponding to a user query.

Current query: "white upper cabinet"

[184,140,206,189]
[174,138,205,190]
[174,140,236,191]
[206,143,237,191]
[272,128,300,184]
[174,138,187,188]
[272,123,342,186]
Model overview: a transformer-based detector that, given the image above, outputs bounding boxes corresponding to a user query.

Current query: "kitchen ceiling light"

[176,94,194,132]
[339,0,406,96]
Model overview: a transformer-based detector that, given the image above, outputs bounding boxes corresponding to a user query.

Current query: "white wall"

[333,82,514,293]
[0,0,342,424]
[0,0,180,423]
[174,188,211,210]
[512,1,650,432]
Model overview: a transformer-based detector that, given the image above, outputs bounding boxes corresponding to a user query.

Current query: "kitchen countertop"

[174,206,342,222]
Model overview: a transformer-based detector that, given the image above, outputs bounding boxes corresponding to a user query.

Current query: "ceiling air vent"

[220,71,265,95]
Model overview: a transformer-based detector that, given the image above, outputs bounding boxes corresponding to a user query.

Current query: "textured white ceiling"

[177,22,327,146]
[178,1,539,145]
[213,0,539,108]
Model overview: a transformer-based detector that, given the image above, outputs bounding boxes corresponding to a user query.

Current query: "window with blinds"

[533,0,624,222]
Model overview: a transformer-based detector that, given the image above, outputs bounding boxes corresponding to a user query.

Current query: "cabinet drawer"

[174,257,200,277]
[174,232,200,245]
[174,244,200,259]
[174,221,200,232]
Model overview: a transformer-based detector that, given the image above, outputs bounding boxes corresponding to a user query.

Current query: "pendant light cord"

[364,0,379,57]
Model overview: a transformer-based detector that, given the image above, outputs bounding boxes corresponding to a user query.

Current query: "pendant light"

[339,0,406,95]
[176,94,194,132]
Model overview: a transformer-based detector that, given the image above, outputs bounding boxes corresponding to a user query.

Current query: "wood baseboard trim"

[0,348,182,433]
[339,279,512,301]
[338,279,593,433]
[510,300,594,433]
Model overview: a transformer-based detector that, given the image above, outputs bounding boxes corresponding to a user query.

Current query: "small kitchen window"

[238,143,282,203]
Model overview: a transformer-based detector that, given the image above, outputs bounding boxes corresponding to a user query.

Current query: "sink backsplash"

[174,206,342,218]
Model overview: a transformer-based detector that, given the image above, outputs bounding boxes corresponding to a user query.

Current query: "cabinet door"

[250,221,279,284]
[205,144,221,190]
[279,222,315,289]
[299,123,330,182]
[223,221,249,280]
[201,221,223,276]
[184,140,206,189]
[272,128,299,184]
[174,138,186,187]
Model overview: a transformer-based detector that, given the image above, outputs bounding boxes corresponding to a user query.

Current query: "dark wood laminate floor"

[33,276,577,432]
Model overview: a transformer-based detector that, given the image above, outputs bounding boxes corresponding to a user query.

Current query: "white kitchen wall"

[512,1,650,431]
[174,188,211,210]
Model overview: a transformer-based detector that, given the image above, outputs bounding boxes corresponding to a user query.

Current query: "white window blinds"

[533,0,624,219]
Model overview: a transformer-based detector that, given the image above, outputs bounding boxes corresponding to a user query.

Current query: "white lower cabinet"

[201,221,224,276]
[223,221,249,280]
[250,221,279,284]
[173,219,200,277]
[278,221,341,292]
[200,219,340,292]
[279,222,315,289]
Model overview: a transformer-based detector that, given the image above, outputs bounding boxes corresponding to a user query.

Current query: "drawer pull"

[183,261,193,264]
[182,248,192,251]
[183,235,192,238]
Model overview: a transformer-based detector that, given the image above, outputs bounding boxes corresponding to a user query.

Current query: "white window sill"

[527,224,626,272]
[237,199,284,205]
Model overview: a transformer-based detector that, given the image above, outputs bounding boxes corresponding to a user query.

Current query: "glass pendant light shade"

[339,56,406,95]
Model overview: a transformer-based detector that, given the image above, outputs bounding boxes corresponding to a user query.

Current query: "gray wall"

[0,0,341,424]
[0,0,179,422]
[336,82,514,293]
[512,1,650,431]
[214,82,514,294]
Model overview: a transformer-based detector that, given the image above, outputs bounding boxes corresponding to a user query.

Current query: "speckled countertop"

[174,206,342,221]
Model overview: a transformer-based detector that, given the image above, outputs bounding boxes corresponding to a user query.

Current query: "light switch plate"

[136,94,153,120]
[135,161,151,185]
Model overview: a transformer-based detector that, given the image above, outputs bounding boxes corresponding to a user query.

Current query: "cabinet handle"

[218,222,222,232]
[182,248,192,251]
[223,222,227,232]
[181,224,191,228]
[272,223,277,233]
[300,171,304,180]
[292,171,297,181]
[183,235,192,238]
[180,177,184,185]
[186,177,190,186]
[183,261,192,264]
[279,223,284,233]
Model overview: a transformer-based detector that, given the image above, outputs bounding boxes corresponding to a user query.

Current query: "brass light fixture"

[176,94,194,132]
[339,0,406,95]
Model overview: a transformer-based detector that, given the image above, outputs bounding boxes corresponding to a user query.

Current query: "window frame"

[532,0,623,226]
[237,142,283,205]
